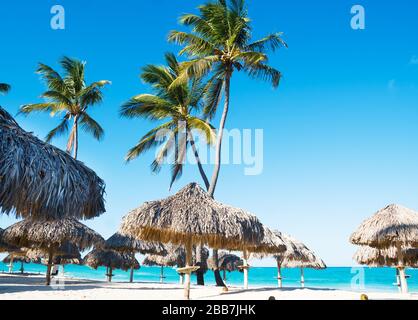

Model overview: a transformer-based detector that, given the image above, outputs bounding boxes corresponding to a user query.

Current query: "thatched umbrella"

[272,233,326,288]
[242,226,286,289]
[350,204,418,293]
[0,106,105,220]
[354,246,418,288]
[143,244,209,284]
[105,232,165,283]
[208,251,243,283]
[2,218,104,285]
[84,248,140,282]
[2,250,32,273]
[120,183,264,299]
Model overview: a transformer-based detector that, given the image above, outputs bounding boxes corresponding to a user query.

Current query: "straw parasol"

[241,226,286,289]
[2,217,104,285]
[84,248,140,282]
[350,204,418,293]
[208,251,243,282]
[0,106,106,220]
[105,232,166,282]
[120,183,264,299]
[3,253,33,274]
[273,233,326,288]
[26,242,82,265]
[143,244,209,284]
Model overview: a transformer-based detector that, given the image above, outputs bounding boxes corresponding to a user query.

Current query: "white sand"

[0,274,417,300]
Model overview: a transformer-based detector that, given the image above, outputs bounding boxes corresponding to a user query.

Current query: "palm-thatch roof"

[350,204,418,248]
[105,232,165,255]
[120,183,264,250]
[3,254,33,264]
[246,226,286,255]
[143,244,209,271]
[25,242,82,265]
[0,106,106,220]
[208,251,243,272]
[274,233,326,269]
[1,218,104,251]
[353,246,418,267]
[83,249,140,271]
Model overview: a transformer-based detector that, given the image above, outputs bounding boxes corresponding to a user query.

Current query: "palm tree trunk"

[208,72,231,198]
[73,115,79,159]
[188,129,210,190]
[195,245,205,286]
[207,71,232,288]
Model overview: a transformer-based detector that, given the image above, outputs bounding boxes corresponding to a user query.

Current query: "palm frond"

[45,117,69,143]
[0,83,11,94]
[247,32,287,52]
[244,62,282,88]
[120,94,177,120]
[125,121,174,161]
[79,113,104,141]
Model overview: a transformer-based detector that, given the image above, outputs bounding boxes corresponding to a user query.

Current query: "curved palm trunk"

[73,116,79,159]
[208,72,231,197]
[208,71,232,288]
[188,129,210,190]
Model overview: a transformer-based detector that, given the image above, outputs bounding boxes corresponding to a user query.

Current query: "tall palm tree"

[20,57,110,159]
[120,53,215,190]
[169,0,286,197]
[0,83,11,94]
[169,0,286,286]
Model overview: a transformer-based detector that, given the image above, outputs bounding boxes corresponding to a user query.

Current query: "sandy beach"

[0,274,416,300]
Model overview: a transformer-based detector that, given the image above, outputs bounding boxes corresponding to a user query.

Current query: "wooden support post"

[300,267,305,288]
[243,250,249,290]
[396,243,408,294]
[184,241,193,300]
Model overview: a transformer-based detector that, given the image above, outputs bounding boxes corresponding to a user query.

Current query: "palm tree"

[169,0,286,286]
[169,0,286,197]
[120,52,215,190]
[20,57,110,159]
[0,83,11,94]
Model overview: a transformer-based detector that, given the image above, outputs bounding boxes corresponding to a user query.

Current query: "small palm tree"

[0,83,11,94]
[169,0,286,196]
[120,53,215,189]
[20,57,110,159]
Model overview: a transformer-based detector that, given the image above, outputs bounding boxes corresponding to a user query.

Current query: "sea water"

[1,262,417,293]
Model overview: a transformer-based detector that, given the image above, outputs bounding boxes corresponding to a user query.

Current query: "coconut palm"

[168,0,286,196]
[19,57,110,159]
[168,0,286,287]
[0,83,11,94]
[120,52,215,189]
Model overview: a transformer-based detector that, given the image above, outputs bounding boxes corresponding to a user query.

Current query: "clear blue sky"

[1,0,418,266]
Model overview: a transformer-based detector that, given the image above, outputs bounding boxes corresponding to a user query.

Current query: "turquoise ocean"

[1,262,417,293]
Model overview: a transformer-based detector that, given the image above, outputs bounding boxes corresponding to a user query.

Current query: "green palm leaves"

[120,53,215,189]
[0,83,11,94]
[168,0,286,196]
[20,57,110,159]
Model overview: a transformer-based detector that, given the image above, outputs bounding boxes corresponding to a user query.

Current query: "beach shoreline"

[0,274,417,300]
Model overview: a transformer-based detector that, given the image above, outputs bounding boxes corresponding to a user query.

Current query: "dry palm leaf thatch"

[105,232,166,255]
[2,218,104,251]
[275,234,326,269]
[2,217,104,285]
[354,246,418,267]
[246,226,286,255]
[83,248,140,271]
[25,242,82,265]
[3,254,33,264]
[208,251,243,272]
[350,204,418,248]
[0,106,106,220]
[143,244,209,271]
[120,183,264,250]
